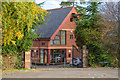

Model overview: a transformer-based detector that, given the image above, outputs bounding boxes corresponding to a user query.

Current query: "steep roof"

[36,6,73,38]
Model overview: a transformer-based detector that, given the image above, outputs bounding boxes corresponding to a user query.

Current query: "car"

[69,58,82,67]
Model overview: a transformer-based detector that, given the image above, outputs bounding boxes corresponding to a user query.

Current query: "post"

[64,58,66,67]
[82,45,88,67]
[72,45,74,66]
[47,49,50,65]
[25,50,31,69]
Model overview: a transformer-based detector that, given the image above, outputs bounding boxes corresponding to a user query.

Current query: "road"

[2,68,118,78]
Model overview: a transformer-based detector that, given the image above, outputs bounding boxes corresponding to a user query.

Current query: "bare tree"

[99,2,119,67]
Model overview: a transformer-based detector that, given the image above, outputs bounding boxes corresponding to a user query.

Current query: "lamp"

[34,50,36,52]
[69,50,71,53]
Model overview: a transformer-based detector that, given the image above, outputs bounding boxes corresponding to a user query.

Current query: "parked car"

[70,58,82,67]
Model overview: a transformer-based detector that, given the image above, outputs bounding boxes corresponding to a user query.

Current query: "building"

[30,6,79,65]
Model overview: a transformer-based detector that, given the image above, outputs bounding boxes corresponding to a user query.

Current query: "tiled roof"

[36,6,73,38]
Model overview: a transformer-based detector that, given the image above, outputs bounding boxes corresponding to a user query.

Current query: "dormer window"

[70,18,73,22]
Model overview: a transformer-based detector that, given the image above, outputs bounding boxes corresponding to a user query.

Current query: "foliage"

[100,2,118,67]
[60,1,73,7]
[74,2,107,66]
[60,1,118,67]
[2,2,48,46]
[2,2,48,69]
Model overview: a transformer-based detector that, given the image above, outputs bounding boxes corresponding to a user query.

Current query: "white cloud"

[35,0,46,4]
[35,0,61,10]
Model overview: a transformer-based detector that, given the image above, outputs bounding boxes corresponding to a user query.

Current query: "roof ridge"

[47,6,73,11]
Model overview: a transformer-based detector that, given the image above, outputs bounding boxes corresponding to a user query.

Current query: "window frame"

[42,43,45,45]
[70,18,73,22]
[51,30,66,45]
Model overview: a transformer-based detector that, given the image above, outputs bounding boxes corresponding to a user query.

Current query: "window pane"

[56,31,60,35]
[61,31,65,44]
[70,18,73,22]
[31,50,34,57]
[70,35,73,39]
[50,40,53,45]
[54,35,60,39]
[54,40,60,45]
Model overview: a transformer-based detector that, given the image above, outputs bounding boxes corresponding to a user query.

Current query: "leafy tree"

[2,2,48,47]
[74,2,105,67]
[2,2,48,69]
[60,1,74,7]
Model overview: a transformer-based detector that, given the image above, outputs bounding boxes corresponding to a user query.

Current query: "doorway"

[50,49,66,64]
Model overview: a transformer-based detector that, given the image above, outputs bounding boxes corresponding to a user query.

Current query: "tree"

[60,1,75,7]
[74,2,105,67]
[2,2,48,47]
[99,2,119,67]
[2,2,48,69]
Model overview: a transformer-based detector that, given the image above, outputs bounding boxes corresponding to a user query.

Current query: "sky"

[35,0,87,10]
[35,0,119,10]
[35,0,64,10]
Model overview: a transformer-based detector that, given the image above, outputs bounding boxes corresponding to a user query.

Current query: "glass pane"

[36,51,39,58]
[50,40,53,45]
[31,50,34,57]
[50,50,53,63]
[40,49,44,63]
[54,35,60,39]
[54,49,61,53]
[54,54,61,63]
[61,31,66,44]
[56,31,60,35]
[54,40,60,45]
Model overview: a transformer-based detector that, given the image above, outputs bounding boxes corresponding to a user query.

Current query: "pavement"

[2,68,119,78]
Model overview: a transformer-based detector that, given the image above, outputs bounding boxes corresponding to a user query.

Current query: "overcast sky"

[35,0,65,10]
[35,0,119,10]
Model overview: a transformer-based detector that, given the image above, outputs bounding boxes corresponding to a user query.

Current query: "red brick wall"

[30,7,79,63]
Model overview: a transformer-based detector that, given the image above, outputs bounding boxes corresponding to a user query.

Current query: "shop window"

[70,35,73,39]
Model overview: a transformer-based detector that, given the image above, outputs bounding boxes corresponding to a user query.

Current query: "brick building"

[30,6,79,65]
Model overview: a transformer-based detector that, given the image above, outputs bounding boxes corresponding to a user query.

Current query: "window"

[50,40,53,45]
[61,31,66,45]
[31,50,34,57]
[70,18,73,22]
[54,35,60,39]
[54,40,60,45]
[42,43,45,45]
[69,53,71,57]
[51,31,66,45]
[36,50,39,58]
[70,35,73,39]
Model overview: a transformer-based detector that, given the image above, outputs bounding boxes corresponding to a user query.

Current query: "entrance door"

[50,49,66,63]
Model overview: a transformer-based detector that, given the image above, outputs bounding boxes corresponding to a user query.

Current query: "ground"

[2,68,118,78]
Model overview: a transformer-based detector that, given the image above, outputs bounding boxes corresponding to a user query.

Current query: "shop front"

[31,49,66,65]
